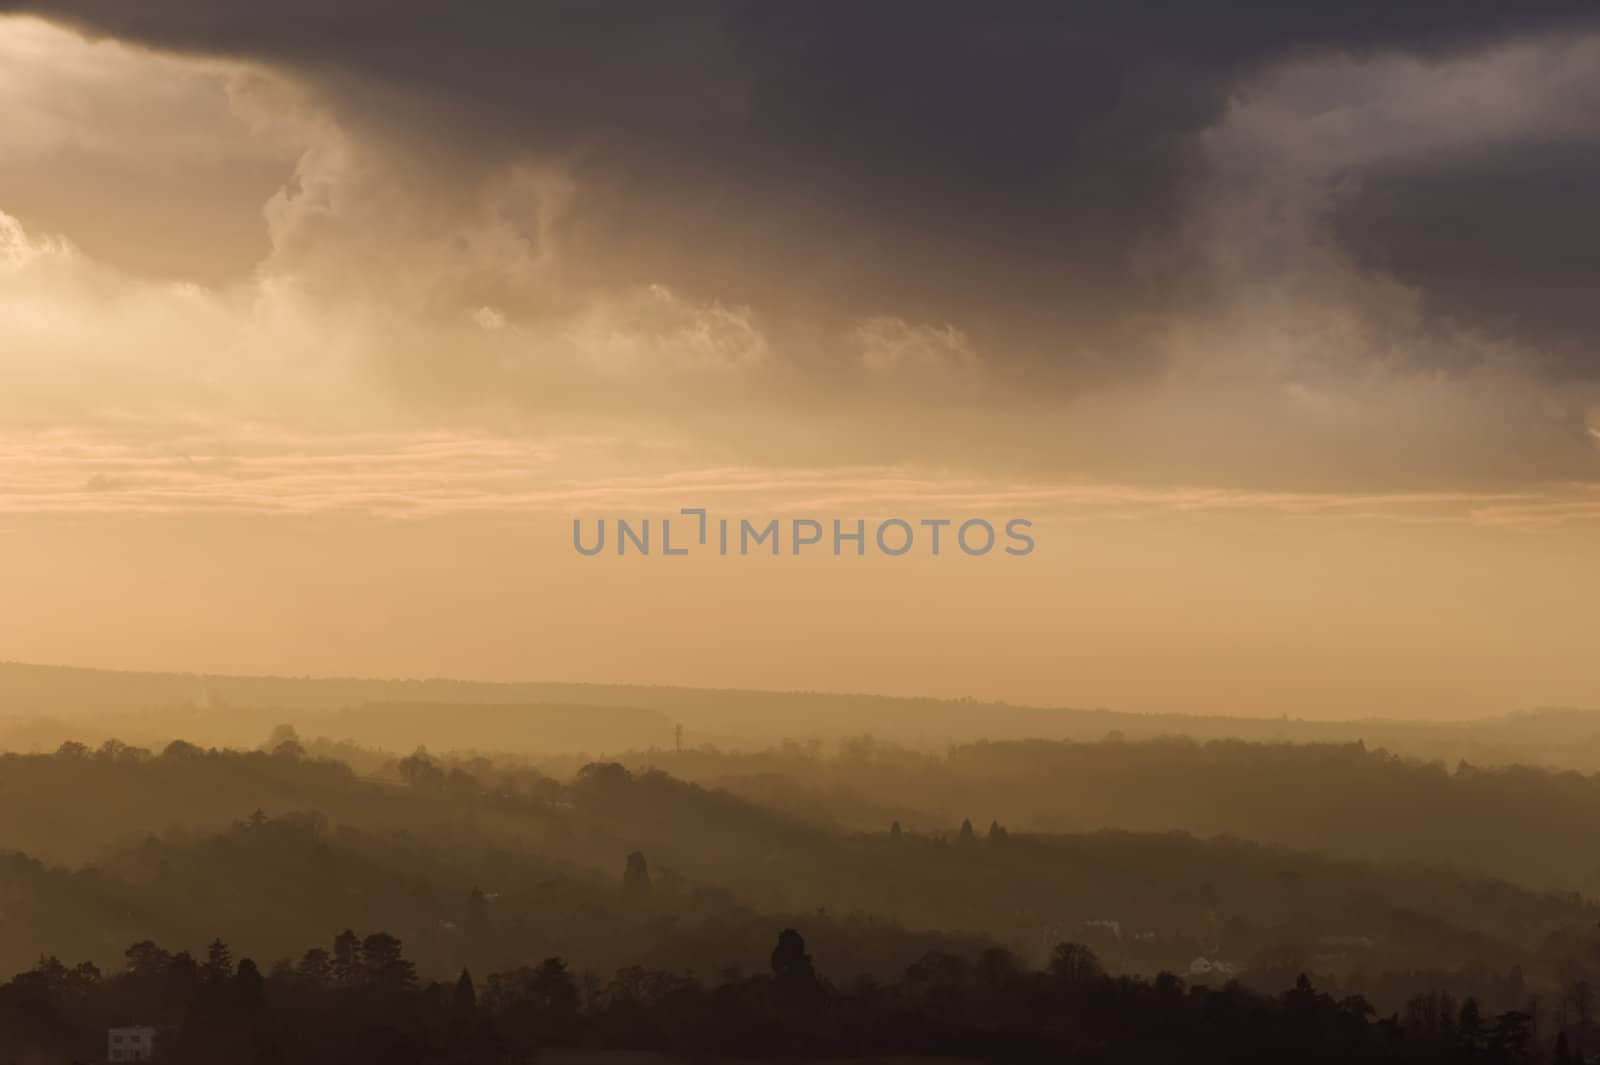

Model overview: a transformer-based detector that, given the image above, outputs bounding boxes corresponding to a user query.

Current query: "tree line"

[2,925,1586,1065]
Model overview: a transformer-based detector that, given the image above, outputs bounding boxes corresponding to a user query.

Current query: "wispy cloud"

[3,426,1596,526]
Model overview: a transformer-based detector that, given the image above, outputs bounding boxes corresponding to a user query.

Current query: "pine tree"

[453,968,477,1016]
[332,930,361,985]
[202,938,232,984]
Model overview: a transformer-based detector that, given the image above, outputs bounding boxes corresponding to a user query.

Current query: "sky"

[0,3,1597,719]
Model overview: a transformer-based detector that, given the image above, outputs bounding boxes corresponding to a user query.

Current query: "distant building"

[108,1026,156,1063]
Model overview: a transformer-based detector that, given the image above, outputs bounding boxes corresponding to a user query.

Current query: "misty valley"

[2,664,1599,1063]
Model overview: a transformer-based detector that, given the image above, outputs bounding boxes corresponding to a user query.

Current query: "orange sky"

[1,14,1598,719]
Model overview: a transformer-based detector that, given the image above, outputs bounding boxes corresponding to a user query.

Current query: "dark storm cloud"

[7,0,1598,376]
[1331,137,1600,375]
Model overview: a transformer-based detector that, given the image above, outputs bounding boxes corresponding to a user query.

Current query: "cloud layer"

[0,5,1598,501]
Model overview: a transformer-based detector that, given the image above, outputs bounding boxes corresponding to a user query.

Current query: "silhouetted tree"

[125,940,171,981]
[297,948,331,984]
[454,968,477,1016]
[165,951,198,1005]
[1489,1010,1533,1064]
[1568,976,1594,1030]
[770,928,821,1002]
[235,958,263,1011]
[623,851,652,893]
[332,930,362,985]
[398,748,445,789]
[361,932,416,990]
[1048,942,1105,988]
[202,938,232,984]
[162,739,202,759]
[1458,996,1484,1053]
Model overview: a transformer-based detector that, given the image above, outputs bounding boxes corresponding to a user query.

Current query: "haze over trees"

[3,663,1600,1060]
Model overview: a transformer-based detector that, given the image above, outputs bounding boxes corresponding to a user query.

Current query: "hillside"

[6,661,1600,767]
[0,742,1592,1009]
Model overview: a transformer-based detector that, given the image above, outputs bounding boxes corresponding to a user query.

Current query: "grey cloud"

[1330,137,1600,376]
[7,0,1599,368]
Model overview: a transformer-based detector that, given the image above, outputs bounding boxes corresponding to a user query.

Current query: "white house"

[108,1026,156,1063]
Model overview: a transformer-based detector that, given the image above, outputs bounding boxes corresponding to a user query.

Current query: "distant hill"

[3,660,1600,768]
